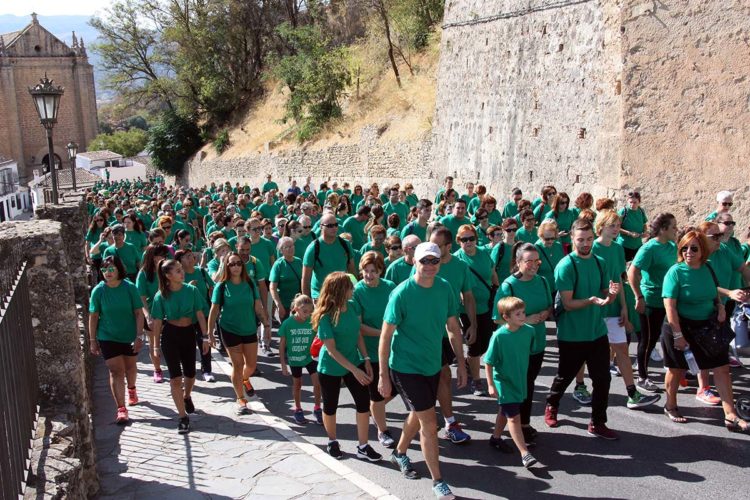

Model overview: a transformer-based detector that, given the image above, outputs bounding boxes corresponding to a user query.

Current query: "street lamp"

[67,142,78,191]
[28,74,64,204]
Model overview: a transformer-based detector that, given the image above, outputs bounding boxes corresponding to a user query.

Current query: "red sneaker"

[115,406,129,425]
[696,387,721,406]
[587,422,619,440]
[127,387,139,406]
[544,405,559,428]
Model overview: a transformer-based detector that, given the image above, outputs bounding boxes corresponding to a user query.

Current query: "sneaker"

[729,356,743,368]
[236,399,251,415]
[184,397,195,414]
[443,422,471,444]
[609,363,621,377]
[521,453,538,468]
[153,370,164,383]
[696,387,721,406]
[488,435,513,453]
[178,416,190,434]
[356,444,383,462]
[627,390,661,409]
[202,372,216,382]
[472,380,489,397]
[390,451,419,479]
[115,406,129,425]
[378,430,396,448]
[544,405,559,428]
[313,407,323,425]
[243,379,255,398]
[432,479,455,500]
[572,384,593,405]
[587,421,618,440]
[327,440,343,460]
[650,348,663,362]
[293,409,307,424]
[636,378,661,393]
[262,345,275,356]
[127,387,139,406]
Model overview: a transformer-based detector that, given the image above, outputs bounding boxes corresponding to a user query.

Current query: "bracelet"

[363,356,371,361]
[673,332,683,339]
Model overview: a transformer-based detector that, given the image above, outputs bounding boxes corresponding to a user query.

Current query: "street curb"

[211,352,400,500]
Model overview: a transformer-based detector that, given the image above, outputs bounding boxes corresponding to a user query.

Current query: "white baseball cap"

[414,242,441,262]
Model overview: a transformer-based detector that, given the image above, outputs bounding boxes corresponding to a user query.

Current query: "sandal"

[664,407,687,423]
[724,417,750,433]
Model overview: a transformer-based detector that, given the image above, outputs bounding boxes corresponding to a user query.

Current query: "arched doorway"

[42,154,63,173]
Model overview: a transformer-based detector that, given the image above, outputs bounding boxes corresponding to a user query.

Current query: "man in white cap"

[378,242,466,500]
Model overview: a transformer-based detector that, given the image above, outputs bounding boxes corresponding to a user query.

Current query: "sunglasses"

[302,225,312,229]
[720,221,736,226]
[389,245,402,251]
[505,228,518,233]
[722,202,733,207]
[680,246,700,254]
[458,236,476,243]
[227,261,243,268]
[103,266,117,273]
[523,259,542,265]
[95,219,104,222]
[162,225,172,230]
[477,216,488,221]
[250,227,262,232]
[419,257,441,265]
[322,223,339,228]
[543,237,556,242]
[296,229,304,234]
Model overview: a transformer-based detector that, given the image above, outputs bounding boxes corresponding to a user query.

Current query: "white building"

[0,156,31,221]
[76,150,147,181]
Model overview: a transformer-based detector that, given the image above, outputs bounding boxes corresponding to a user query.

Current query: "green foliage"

[214,130,230,154]
[272,23,351,142]
[89,128,149,157]
[145,110,202,175]
[125,115,149,131]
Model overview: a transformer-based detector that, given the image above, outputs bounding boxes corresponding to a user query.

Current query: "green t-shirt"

[211,280,260,335]
[294,234,315,259]
[516,226,537,244]
[535,241,564,295]
[705,210,718,222]
[468,197,481,215]
[383,202,409,230]
[262,181,278,193]
[151,284,204,322]
[184,267,213,316]
[258,203,280,221]
[592,240,626,317]
[492,274,551,354]
[360,241,388,259]
[484,324,536,404]
[487,209,503,226]
[385,257,414,285]
[544,210,576,244]
[317,300,363,376]
[554,254,608,342]
[707,243,744,304]
[269,257,303,309]
[90,280,142,343]
[250,237,276,269]
[353,278,396,362]
[302,237,353,299]
[103,242,142,276]
[409,256,471,318]
[632,238,677,309]
[501,201,519,219]
[279,316,315,367]
[662,262,717,321]
[440,214,472,251]
[135,270,159,310]
[384,276,458,376]
[125,230,148,252]
[244,256,268,283]
[533,203,552,224]
[400,221,427,242]
[454,247,494,315]
[491,243,514,284]
[616,207,648,250]
[342,216,367,250]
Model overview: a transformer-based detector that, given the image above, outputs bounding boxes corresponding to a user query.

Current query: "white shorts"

[605,317,627,344]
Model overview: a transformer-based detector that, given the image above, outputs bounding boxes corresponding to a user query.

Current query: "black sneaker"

[327,440,343,460]
[356,444,382,462]
[184,397,195,414]
[522,426,538,447]
[488,435,513,453]
[178,416,190,434]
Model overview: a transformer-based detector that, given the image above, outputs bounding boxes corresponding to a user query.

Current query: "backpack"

[505,275,552,310]
[313,237,351,267]
[553,255,605,320]
[493,243,506,274]
[621,207,645,226]
[217,278,260,327]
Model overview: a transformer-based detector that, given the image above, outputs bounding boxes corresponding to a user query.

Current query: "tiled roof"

[78,150,123,161]
[38,168,100,189]
[0,30,22,48]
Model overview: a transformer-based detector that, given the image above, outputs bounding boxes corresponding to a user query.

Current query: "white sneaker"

[203,372,216,382]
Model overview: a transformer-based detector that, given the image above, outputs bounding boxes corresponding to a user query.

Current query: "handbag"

[688,264,735,358]
[468,266,498,311]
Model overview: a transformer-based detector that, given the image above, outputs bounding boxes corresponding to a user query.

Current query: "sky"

[0,1,112,16]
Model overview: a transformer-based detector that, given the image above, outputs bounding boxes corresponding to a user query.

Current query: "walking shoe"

[472,379,489,397]
[184,396,195,414]
[293,409,307,424]
[115,406,129,425]
[202,372,216,382]
[443,422,471,443]
[587,422,618,440]
[572,383,593,405]
[178,416,190,434]
[650,348,663,362]
[262,344,275,357]
[609,363,621,377]
[521,453,538,468]
[390,451,419,479]
[488,435,513,453]
[236,398,251,415]
[356,444,383,462]
[313,407,323,425]
[127,387,139,406]
[378,430,396,448]
[696,387,721,406]
[729,355,744,368]
[327,440,343,460]
[636,377,661,393]
[544,405,559,428]
[153,370,164,383]
[432,479,455,500]
[243,379,255,398]
[627,390,661,409]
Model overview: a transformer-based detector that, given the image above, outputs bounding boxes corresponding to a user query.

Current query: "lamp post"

[67,142,78,191]
[28,75,64,204]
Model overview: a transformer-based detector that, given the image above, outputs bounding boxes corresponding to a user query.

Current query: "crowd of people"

[86,174,750,500]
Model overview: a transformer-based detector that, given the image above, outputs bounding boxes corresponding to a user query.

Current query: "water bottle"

[684,349,699,376]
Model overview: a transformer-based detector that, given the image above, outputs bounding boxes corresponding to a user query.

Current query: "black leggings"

[318,366,371,416]
[637,307,666,380]
[161,323,197,379]
[521,351,544,426]
[194,324,212,373]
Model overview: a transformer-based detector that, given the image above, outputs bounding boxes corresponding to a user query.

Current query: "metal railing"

[0,248,39,499]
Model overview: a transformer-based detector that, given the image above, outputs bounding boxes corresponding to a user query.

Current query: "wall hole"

[528,171,534,182]
[578,128,586,139]
[615,80,622,95]
[558,43,564,52]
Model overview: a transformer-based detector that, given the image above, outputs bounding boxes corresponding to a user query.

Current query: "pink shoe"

[115,406,129,424]
[153,370,164,383]
[696,387,721,406]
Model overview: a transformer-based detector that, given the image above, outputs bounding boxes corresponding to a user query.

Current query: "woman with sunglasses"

[492,218,518,284]
[136,243,171,383]
[480,195,503,226]
[86,214,107,278]
[151,259,209,434]
[455,224,498,396]
[208,252,271,415]
[351,185,364,208]
[661,231,748,432]
[103,224,142,283]
[207,238,232,280]
[535,220,565,302]
[492,243,552,445]
[384,235,403,268]
[156,215,175,245]
[270,236,303,322]
[531,185,557,216]
[543,193,576,253]
[705,191,734,222]
[473,208,491,246]
[361,225,388,259]
[89,255,145,425]
[617,191,648,262]
[516,209,538,244]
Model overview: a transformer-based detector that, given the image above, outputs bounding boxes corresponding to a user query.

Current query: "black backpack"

[552,254,605,320]
[313,237,351,267]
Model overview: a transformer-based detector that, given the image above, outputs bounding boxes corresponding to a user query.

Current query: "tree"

[146,110,203,174]
[89,129,149,157]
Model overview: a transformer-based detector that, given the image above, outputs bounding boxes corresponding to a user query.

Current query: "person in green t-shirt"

[616,191,648,261]
[246,218,276,355]
[400,199,431,242]
[440,199,471,252]
[341,206,371,251]
[302,213,355,299]
[704,190,734,222]
[485,297,538,468]
[383,187,409,231]
[378,242,466,495]
[136,243,170,382]
[279,295,322,425]
[269,237,303,320]
[385,234,419,285]
[501,188,523,219]
[545,219,621,439]
[535,220,565,300]
[262,175,279,193]
[516,209,538,244]
[492,219,517,285]
[89,255,145,425]
[103,224,142,281]
[312,272,381,462]
[123,214,148,254]
[543,192,576,249]
[360,225,388,258]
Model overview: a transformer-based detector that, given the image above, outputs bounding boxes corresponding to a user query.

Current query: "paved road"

[248,328,750,499]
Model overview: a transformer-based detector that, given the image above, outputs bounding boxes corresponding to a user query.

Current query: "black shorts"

[441,336,455,367]
[661,317,729,370]
[318,365,371,416]
[391,369,440,412]
[290,360,318,378]
[98,340,137,360]
[499,402,521,418]
[367,362,398,403]
[623,246,639,262]
[221,327,258,348]
[161,323,197,379]
[460,311,494,357]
